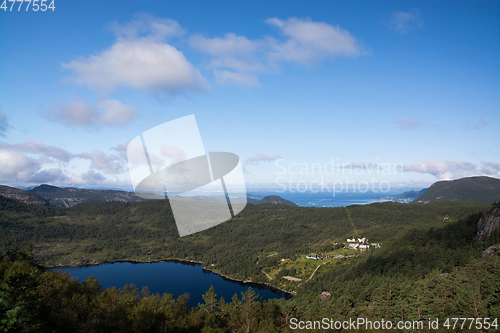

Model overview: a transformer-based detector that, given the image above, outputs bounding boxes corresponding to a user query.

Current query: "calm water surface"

[247,190,396,207]
[55,261,290,307]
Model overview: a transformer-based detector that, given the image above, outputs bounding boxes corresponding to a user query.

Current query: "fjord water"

[56,261,290,307]
[248,190,396,207]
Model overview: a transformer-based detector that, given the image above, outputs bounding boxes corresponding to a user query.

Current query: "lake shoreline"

[47,257,295,298]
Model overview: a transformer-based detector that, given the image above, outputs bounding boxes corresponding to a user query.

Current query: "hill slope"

[373,188,427,203]
[30,184,156,208]
[253,195,297,206]
[413,176,500,203]
[0,185,49,205]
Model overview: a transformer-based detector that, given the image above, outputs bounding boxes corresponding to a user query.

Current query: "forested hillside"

[0,195,490,290]
[413,176,500,203]
[291,211,500,321]
[1,201,499,332]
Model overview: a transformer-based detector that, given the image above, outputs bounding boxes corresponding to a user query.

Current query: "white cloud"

[0,149,41,183]
[62,16,207,94]
[213,70,260,87]
[0,140,74,162]
[190,17,363,87]
[266,17,362,64]
[27,169,66,184]
[47,99,137,128]
[0,140,132,187]
[77,150,123,174]
[48,170,131,189]
[246,152,281,165]
[80,170,107,183]
[394,116,423,130]
[480,161,500,175]
[160,145,187,164]
[190,33,260,58]
[109,13,184,40]
[189,33,265,87]
[403,160,500,180]
[389,9,424,33]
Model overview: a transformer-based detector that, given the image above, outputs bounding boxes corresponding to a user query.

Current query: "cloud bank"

[404,160,500,180]
[190,17,364,87]
[47,99,137,128]
[0,141,129,186]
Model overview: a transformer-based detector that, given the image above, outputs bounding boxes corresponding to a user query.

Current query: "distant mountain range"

[0,184,297,208]
[412,176,500,203]
[29,184,152,208]
[3,176,497,208]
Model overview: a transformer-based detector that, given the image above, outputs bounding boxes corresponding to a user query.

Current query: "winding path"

[346,207,358,237]
[306,258,335,282]
[261,270,273,281]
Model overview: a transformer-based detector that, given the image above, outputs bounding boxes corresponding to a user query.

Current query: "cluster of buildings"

[306,254,321,259]
[305,238,382,260]
[306,253,358,260]
[346,238,380,251]
[306,254,339,260]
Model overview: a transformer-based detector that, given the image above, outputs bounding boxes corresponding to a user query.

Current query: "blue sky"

[0,0,499,192]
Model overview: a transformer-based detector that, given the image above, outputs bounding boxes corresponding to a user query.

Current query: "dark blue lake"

[54,261,291,307]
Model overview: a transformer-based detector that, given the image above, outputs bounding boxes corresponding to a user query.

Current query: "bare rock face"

[477,206,500,239]
[480,245,500,261]
[320,291,331,301]
[47,198,88,208]
[0,185,48,205]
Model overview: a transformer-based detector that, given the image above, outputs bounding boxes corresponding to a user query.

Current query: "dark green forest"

[0,196,490,285]
[1,197,499,332]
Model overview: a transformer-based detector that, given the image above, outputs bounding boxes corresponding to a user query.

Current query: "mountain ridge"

[0,185,49,205]
[30,184,151,208]
[412,176,500,203]
[1,184,291,208]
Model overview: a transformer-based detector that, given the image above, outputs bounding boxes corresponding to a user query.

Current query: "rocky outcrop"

[480,245,500,260]
[320,291,331,301]
[477,205,500,239]
[46,198,90,208]
[0,185,48,205]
